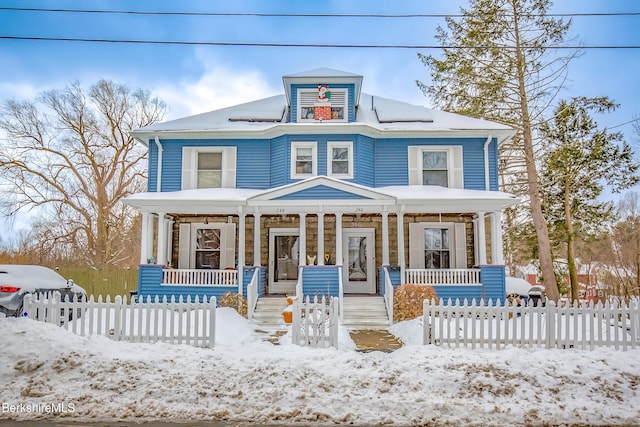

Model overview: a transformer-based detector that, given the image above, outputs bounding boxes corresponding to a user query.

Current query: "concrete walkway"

[349,329,403,352]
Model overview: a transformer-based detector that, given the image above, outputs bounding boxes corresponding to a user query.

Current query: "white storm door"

[342,228,376,294]
[269,228,300,294]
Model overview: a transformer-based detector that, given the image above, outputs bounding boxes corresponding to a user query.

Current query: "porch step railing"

[162,269,237,286]
[405,268,481,286]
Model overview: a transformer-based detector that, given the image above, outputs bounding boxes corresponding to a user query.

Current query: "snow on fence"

[292,295,339,348]
[23,292,216,348]
[423,298,640,351]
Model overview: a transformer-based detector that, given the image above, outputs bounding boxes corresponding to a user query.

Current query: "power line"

[1,7,640,18]
[1,35,639,50]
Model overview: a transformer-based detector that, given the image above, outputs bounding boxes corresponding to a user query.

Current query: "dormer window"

[297,87,347,123]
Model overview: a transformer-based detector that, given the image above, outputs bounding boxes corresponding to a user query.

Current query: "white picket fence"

[423,298,640,351]
[292,295,339,348]
[23,292,217,348]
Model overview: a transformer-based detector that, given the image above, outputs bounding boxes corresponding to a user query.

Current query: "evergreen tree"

[418,0,578,300]
[540,97,639,301]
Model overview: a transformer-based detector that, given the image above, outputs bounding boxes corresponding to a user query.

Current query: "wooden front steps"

[342,296,391,330]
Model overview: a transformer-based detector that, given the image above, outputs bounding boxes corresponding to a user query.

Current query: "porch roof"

[124,176,519,214]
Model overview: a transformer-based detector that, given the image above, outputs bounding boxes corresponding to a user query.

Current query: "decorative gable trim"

[248,176,395,203]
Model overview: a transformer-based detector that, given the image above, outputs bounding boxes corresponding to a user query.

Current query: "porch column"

[476,212,487,265]
[381,210,390,265]
[156,212,167,266]
[490,212,505,265]
[140,212,151,264]
[253,213,261,266]
[397,210,405,278]
[335,213,343,265]
[317,212,325,265]
[238,212,246,293]
[299,213,307,266]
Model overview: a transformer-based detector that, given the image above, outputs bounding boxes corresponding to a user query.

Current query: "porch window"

[194,228,221,269]
[291,142,317,179]
[408,146,463,188]
[181,147,236,190]
[177,222,236,269]
[424,228,450,269]
[409,222,467,269]
[327,141,354,179]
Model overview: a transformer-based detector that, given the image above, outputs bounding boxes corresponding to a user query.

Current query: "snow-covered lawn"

[1,308,639,426]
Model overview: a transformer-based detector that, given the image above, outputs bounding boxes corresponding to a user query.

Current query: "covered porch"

[126,176,518,303]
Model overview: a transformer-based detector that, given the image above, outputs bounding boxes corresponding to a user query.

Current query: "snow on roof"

[132,93,512,141]
[282,67,363,78]
[124,178,519,213]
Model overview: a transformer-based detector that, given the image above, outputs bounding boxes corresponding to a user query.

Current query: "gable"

[274,184,371,200]
[248,176,395,203]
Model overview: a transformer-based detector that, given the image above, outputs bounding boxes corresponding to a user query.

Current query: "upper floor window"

[422,151,448,187]
[291,141,317,179]
[197,152,222,188]
[408,146,463,188]
[182,147,236,190]
[327,141,354,179]
[297,87,347,123]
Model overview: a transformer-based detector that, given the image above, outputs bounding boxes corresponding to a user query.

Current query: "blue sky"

[0,0,639,239]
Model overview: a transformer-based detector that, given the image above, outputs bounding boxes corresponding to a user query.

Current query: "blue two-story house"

[124,68,518,321]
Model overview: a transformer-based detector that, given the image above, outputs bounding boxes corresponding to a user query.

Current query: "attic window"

[297,87,347,123]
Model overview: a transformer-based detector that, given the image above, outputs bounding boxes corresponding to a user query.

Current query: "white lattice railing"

[162,269,238,287]
[405,268,481,286]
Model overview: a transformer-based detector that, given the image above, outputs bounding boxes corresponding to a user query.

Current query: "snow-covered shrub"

[218,292,248,317]
[393,284,438,322]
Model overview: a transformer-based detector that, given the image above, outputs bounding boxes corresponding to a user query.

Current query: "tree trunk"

[511,1,559,300]
[565,181,579,302]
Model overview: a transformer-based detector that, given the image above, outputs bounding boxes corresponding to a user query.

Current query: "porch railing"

[246,268,261,321]
[338,265,344,323]
[162,269,238,287]
[383,267,394,325]
[405,268,481,286]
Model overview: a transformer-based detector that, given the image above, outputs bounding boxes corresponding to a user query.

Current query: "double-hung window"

[327,141,354,179]
[177,222,236,270]
[291,142,317,179]
[409,222,468,269]
[408,146,463,188]
[182,147,237,189]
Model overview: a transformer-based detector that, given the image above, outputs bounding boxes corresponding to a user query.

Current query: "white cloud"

[155,57,280,120]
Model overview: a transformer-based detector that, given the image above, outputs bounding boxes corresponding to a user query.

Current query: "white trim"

[153,136,163,192]
[476,212,487,265]
[181,146,237,190]
[290,141,318,179]
[408,145,463,189]
[327,141,354,179]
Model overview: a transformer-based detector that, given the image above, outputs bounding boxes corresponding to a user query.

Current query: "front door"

[342,228,376,294]
[269,228,299,294]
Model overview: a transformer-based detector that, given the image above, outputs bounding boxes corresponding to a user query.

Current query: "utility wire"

[1,36,640,49]
[1,7,640,18]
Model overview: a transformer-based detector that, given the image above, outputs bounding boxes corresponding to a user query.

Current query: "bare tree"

[0,80,167,267]
[417,0,582,300]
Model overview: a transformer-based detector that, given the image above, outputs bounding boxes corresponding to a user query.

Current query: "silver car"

[0,265,87,317]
